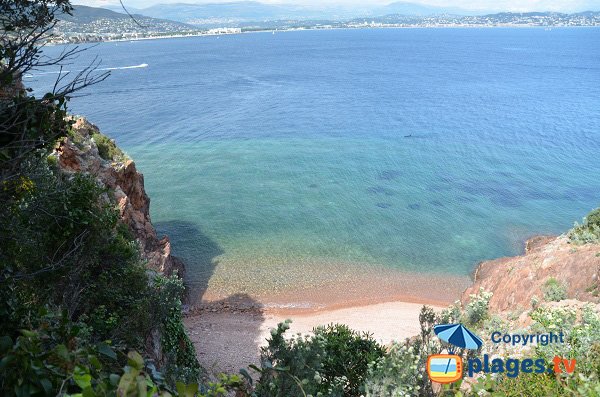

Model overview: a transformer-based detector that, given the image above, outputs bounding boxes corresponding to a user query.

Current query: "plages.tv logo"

[426,323,482,384]
[426,323,577,384]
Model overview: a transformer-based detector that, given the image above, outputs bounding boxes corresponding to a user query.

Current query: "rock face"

[55,117,184,276]
[462,235,600,315]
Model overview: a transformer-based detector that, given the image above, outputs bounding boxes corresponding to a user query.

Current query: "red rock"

[55,117,184,276]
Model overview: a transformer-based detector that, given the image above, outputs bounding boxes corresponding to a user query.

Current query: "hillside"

[53,5,198,40]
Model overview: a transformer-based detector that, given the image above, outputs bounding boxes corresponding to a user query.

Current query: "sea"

[31,27,600,303]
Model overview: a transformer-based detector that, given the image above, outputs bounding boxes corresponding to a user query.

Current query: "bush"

[0,316,238,397]
[315,324,386,396]
[568,208,600,244]
[252,321,385,397]
[153,275,201,383]
[542,278,568,302]
[92,132,126,161]
[364,342,423,397]
[464,288,493,326]
[0,157,200,388]
[471,304,600,396]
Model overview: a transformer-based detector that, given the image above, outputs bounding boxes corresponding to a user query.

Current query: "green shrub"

[92,132,126,161]
[315,324,386,396]
[364,342,423,397]
[153,275,201,383]
[464,288,493,326]
[568,208,600,244]
[470,304,600,397]
[542,278,568,302]
[0,157,200,387]
[252,321,385,397]
[0,315,238,397]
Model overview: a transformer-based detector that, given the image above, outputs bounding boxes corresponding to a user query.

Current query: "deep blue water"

[32,28,600,293]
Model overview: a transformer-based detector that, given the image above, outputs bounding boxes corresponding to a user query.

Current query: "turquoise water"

[34,28,600,294]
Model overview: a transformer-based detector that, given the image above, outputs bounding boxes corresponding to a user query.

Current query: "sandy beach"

[185,298,449,375]
[183,262,470,375]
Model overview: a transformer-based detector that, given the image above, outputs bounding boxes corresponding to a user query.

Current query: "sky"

[74,0,600,13]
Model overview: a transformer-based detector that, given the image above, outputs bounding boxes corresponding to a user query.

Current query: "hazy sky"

[74,0,600,12]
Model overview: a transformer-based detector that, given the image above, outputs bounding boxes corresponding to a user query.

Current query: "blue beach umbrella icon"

[434,323,483,350]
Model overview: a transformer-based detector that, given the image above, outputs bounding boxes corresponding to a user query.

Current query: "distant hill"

[58,5,133,23]
[53,5,197,37]
[107,2,325,25]
[104,1,480,25]
[100,2,600,26]
[374,2,476,16]
[59,5,193,26]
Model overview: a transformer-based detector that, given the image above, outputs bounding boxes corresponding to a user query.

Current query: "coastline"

[186,298,448,375]
[189,261,471,314]
[185,234,568,374]
[48,24,600,46]
[185,262,471,374]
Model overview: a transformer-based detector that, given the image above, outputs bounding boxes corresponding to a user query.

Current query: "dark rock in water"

[308,183,318,188]
[429,200,444,207]
[490,193,522,208]
[376,202,392,209]
[367,185,395,196]
[457,195,477,203]
[377,169,402,181]
[408,203,421,210]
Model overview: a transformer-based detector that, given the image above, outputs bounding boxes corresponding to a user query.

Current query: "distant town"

[50,6,600,44]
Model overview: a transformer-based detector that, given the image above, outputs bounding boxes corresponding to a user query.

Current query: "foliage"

[364,342,423,396]
[252,321,385,397]
[542,278,568,302]
[92,131,126,161]
[153,275,201,383]
[568,207,600,244]
[468,304,600,396]
[0,1,202,395]
[1,0,108,185]
[1,160,144,344]
[362,305,464,397]
[0,314,239,397]
[463,288,493,326]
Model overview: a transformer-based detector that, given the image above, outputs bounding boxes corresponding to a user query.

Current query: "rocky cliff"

[462,234,600,317]
[55,117,184,276]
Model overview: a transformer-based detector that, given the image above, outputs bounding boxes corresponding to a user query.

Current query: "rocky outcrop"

[462,235,600,316]
[55,117,184,276]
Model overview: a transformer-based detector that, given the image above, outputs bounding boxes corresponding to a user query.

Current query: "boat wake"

[23,63,148,78]
[98,63,148,71]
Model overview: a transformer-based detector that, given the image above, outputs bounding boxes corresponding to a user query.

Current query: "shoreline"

[184,235,558,374]
[185,298,447,375]
[48,25,600,46]
[187,261,472,315]
[185,262,470,374]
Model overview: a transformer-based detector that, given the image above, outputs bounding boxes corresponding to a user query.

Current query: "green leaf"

[239,369,253,385]
[109,373,120,386]
[39,378,52,395]
[74,367,92,389]
[54,344,70,361]
[0,355,14,370]
[136,375,147,397]
[88,355,102,370]
[127,351,144,370]
[118,370,137,395]
[0,336,12,353]
[83,386,96,397]
[98,342,117,361]
[175,382,198,397]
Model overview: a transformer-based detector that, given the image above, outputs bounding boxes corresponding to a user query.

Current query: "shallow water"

[33,28,600,300]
